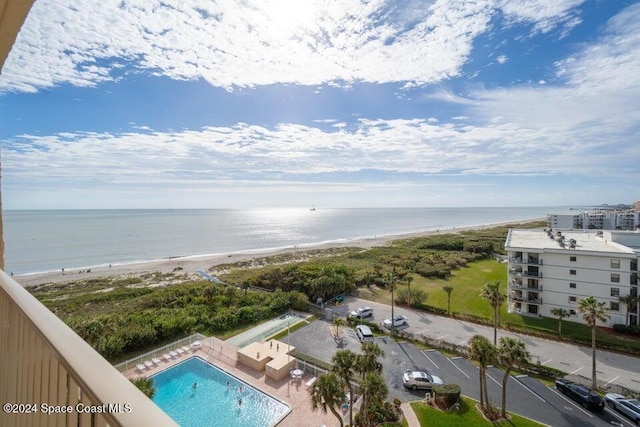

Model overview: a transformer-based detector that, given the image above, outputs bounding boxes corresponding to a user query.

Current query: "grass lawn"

[410,396,545,427]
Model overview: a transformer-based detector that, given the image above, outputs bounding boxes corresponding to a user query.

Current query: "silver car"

[402,370,444,390]
[383,315,407,328]
[604,393,640,425]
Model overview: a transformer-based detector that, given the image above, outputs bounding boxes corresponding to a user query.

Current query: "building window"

[570,269,576,275]
[610,302,620,311]
[569,283,576,288]
[611,259,620,269]
[611,273,620,283]
[528,305,538,314]
[569,309,577,315]
[569,296,577,303]
[570,256,577,262]
[611,288,620,297]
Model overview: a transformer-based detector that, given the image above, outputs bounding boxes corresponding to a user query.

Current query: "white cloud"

[496,55,508,64]
[497,0,585,35]
[0,0,585,92]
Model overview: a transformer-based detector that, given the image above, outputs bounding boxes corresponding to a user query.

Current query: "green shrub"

[432,384,461,408]
[612,324,640,336]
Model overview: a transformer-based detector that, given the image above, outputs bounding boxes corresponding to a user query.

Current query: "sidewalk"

[401,402,421,427]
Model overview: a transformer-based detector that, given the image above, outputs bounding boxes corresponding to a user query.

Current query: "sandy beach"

[14,218,543,288]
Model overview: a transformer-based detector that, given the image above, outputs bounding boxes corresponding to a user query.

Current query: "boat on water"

[310,205,316,211]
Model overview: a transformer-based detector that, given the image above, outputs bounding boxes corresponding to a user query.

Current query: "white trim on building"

[504,229,640,327]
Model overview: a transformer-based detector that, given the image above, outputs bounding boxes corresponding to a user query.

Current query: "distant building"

[504,229,640,327]
[548,209,638,231]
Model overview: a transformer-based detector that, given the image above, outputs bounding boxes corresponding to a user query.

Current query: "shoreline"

[14,217,544,288]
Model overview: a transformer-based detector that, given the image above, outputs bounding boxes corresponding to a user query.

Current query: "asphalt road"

[328,297,640,394]
[286,315,638,426]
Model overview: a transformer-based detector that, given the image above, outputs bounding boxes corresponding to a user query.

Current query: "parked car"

[604,393,640,425]
[383,315,408,328]
[555,379,604,411]
[403,370,444,390]
[355,325,374,343]
[349,307,373,319]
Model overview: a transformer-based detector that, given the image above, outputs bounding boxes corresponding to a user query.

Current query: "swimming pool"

[151,357,290,427]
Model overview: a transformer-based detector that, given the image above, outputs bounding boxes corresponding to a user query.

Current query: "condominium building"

[548,209,639,231]
[504,229,640,327]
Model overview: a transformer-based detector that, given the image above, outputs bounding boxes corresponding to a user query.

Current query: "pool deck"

[125,337,340,427]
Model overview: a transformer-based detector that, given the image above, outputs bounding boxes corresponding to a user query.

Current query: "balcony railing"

[509,293,543,305]
[509,282,543,292]
[0,270,178,427]
[509,270,543,279]
[509,257,543,265]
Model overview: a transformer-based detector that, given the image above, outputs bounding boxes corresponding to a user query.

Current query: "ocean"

[3,207,564,275]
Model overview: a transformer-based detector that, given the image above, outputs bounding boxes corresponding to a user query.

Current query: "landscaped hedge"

[432,384,461,408]
[613,324,640,336]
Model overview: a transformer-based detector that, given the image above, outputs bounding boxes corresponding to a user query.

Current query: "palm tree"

[130,377,156,399]
[481,281,505,345]
[310,373,346,427]
[443,286,453,316]
[383,271,398,334]
[577,296,609,389]
[332,349,358,427]
[356,342,386,422]
[357,342,385,379]
[550,307,570,336]
[405,275,414,305]
[332,316,345,339]
[468,335,496,413]
[619,294,639,326]
[359,372,388,425]
[497,337,530,418]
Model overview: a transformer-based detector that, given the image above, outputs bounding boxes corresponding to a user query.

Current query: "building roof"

[505,229,638,255]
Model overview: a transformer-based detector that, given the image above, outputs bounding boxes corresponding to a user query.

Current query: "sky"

[1,0,639,209]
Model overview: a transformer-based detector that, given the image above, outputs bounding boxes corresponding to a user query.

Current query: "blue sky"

[1,0,639,209]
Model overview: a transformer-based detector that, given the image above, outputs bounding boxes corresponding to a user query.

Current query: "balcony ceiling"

[0,0,34,72]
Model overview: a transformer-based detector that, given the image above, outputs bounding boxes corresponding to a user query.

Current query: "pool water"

[151,357,289,427]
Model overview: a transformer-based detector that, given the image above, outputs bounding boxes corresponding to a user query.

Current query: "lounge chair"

[181,346,190,353]
[152,357,161,365]
[144,360,154,369]
[162,353,172,361]
[170,350,179,358]
[136,363,147,372]
[191,341,202,351]
[176,348,185,355]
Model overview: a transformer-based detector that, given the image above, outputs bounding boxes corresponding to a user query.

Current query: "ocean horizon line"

[12,216,545,278]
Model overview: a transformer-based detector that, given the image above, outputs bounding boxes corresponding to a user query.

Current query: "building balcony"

[509,293,542,305]
[508,257,542,266]
[509,270,543,279]
[0,270,178,427]
[509,282,543,292]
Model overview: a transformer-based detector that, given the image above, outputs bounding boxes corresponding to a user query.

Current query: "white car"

[604,393,640,425]
[349,307,373,319]
[383,315,408,328]
[403,370,444,390]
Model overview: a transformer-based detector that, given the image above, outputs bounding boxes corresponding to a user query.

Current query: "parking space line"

[605,407,635,427]
[605,376,619,386]
[420,350,439,369]
[548,387,593,418]
[569,366,583,375]
[484,370,502,388]
[448,358,471,379]
[512,377,546,402]
[541,359,552,365]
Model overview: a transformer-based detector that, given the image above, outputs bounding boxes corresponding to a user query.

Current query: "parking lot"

[287,317,637,427]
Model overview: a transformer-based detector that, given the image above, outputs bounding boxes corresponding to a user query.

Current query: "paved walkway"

[401,402,421,427]
[337,297,640,393]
